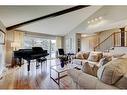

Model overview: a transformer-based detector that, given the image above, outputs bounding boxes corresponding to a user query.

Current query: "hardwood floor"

[0,59,76,89]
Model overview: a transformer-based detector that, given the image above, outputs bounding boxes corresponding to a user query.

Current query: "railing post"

[113,32,116,47]
[120,27,125,46]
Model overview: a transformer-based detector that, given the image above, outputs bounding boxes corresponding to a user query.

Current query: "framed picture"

[0,29,5,45]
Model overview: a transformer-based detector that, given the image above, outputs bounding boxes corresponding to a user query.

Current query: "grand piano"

[14,47,49,71]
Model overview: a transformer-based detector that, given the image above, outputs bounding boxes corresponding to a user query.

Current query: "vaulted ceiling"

[0,6,127,36]
[0,6,102,36]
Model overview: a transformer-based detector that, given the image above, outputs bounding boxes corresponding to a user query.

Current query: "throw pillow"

[97,57,112,67]
[82,62,93,75]
[82,52,90,59]
[88,53,98,62]
[88,52,103,62]
[82,62,99,77]
[97,58,127,85]
[92,65,99,77]
[75,51,84,59]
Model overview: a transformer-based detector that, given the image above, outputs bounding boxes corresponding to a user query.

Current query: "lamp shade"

[11,42,21,48]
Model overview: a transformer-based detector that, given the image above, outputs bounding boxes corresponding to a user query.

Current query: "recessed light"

[88,21,90,24]
[95,18,98,21]
[91,20,94,22]
[99,16,102,20]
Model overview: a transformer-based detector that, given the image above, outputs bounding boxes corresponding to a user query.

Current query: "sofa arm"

[68,69,97,89]
[67,69,83,83]
[78,70,98,89]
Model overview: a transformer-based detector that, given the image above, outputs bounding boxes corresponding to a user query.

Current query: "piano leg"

[19,58,22,67]
[27,60,30,71]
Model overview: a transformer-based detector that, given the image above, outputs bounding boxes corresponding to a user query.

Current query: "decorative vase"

[60,60,64,68]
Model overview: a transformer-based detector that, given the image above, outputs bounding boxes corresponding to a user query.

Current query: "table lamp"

[11,42,21,51]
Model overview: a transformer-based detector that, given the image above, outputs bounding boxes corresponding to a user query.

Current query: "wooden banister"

[94,32,121,51]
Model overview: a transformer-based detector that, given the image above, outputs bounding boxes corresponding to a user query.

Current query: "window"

[24,36,56,59]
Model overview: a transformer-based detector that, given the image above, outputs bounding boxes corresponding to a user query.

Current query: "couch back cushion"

[82,52,90,59]
[88,52,103,62]
[115,73,127,89]
[97,58,127,85]
[97,57,112,67]
[75,51,84,59]
[121,54,127,58]
[76,51,90,59]
[112,53,125,58]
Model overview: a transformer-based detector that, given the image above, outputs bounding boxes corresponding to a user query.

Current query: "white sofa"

[68,69,118,89]
[72,51,104,66]
[68,57,127,89]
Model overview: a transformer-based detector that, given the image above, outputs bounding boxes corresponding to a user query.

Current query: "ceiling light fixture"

[87,16,103,24]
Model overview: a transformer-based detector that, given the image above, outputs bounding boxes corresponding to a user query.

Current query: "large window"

[24,36,56,59]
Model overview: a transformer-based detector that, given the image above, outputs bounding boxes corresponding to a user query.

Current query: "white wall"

[81,34,99,51]
[110,47,127,54]
[99,28,120,51]
[64,32,76,53]
[81,28,121,51]
[56,37,62,49]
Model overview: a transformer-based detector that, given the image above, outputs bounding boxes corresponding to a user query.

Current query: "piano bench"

[37,58,47,63]
[36,58,47,69]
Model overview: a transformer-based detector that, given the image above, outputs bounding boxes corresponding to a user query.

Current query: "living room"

[0,3,127,92]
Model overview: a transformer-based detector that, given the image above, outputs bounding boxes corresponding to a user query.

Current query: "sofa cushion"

[82,60,99,65]
[67,69,82,83]
[72,59,83,65]
[121,54,127,58]
[75,51,90,59]
[115,73,127,89]
[103,52,112,58]
[112,53,125,58]
[88,52,103,62]
[78,72,98,89]
[97,58,127,85]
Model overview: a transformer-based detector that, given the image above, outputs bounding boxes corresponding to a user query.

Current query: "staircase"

[94,31,127,52]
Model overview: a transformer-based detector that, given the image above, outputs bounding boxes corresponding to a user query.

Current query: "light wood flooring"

[0,59,76,89]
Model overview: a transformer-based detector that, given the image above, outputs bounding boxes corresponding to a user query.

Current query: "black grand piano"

[14,47,49,71]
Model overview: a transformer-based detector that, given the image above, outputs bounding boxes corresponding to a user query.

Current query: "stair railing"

[94,32,121,51]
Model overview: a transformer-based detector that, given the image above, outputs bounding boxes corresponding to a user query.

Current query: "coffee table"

[50,63,81,86]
